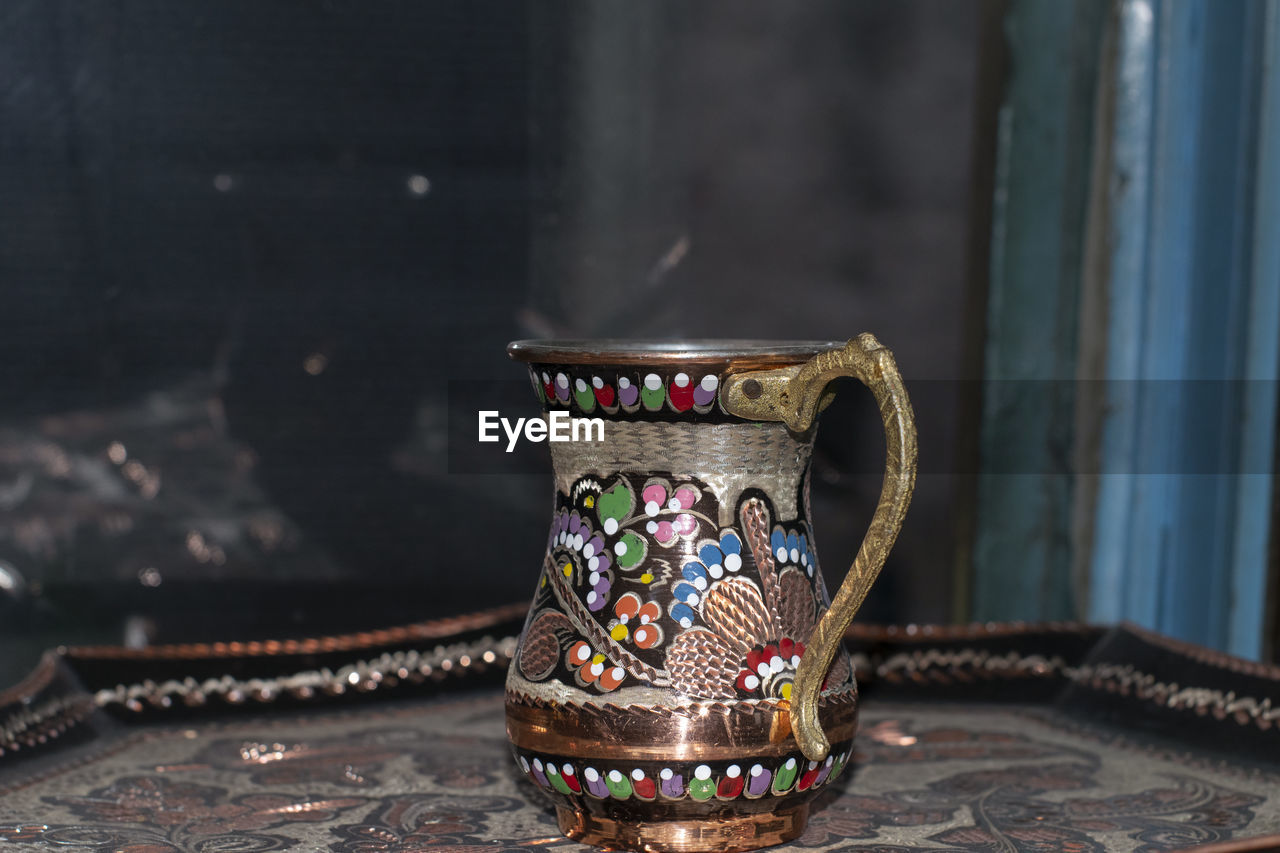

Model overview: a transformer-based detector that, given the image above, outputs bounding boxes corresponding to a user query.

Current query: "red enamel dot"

[668,379,695,412]
[717,774,745,798]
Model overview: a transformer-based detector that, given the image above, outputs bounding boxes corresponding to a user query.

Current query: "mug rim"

[508,338,843,366]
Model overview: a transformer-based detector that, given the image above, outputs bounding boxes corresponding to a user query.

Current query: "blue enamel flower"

[668,531,744,628]
[771,527,811,576]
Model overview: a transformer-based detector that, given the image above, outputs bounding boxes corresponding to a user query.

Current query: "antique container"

[505,336,917,852]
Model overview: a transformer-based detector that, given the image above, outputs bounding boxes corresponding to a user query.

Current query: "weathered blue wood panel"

[1085,0,1278,658]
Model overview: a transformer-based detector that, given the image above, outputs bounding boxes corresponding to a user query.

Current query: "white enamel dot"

[608,769,623,783]
[824,756,833,767]
[588,556,600,571]
[708,564,724,579]
[556,373,568,389]
[572,533,584,550]
[541,372,550,384]
[701,374,718,392]
[750,764,763,777]
[744,674,759,690]
[619,614,629,625]
[646,521,659,534]
[585,767,600,782]
[694,764,712,780]
[724,554,742,572]
[575,645,591,663]
[668,497,682,510]
[575,378,587,393]
[771,656,785,673]
[776,546,789,563]
[801,553,808,566]
[692,576,707,590]
[785,758,796,770]
[589,571,600,585]
[547,764,558,776]
[757,662,770,678]
[808,760,818,770]
[686,593,699,605]
[631,768,645,781]
[679,617,693,628]
[619,376,631,389]
[603,518,619,535]
[533,758,544,771]
[586,591,597,605]
[645,501,660,517]
[584,542,596,558]
[590,662,604,677]
[592,376,604,389]
[790,548,799,563]
[611,666,625,681]
[726,765,741,778]
[791,655,802,667]
[644,373,662,391]
[564,763,575,775]
[660,768,673,780]
[614,541,627,557]
[520,756,530,772]
[674,372,690,387]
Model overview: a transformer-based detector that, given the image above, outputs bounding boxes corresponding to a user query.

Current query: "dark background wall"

[0,0,980,680]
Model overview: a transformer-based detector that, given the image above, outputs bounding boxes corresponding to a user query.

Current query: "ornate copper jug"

[505,336,917,852]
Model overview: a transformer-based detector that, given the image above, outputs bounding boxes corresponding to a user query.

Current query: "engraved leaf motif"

[699,577,773,655]
[666,628,739,700]
[777,568,817,642]
[518,610,573,681]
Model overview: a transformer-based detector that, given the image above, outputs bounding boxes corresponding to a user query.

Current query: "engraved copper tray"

[1,607,1278,852]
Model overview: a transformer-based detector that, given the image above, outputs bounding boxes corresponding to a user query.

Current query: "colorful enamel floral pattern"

[529,367,723,417]
[513,472,854,701]
[514,746,853,802]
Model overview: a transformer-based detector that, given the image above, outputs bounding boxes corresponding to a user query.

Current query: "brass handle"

[722,334,917,760]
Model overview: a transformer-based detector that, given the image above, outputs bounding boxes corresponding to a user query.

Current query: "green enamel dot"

[604,770,633,799]
[615,532,646,569]
[640,375,665,410]
[772,758,799,794]
[573,384,596,413]
[596,482,633,530]
[830,752,848,781]
[548,768,573,795]
[689,772,715,801]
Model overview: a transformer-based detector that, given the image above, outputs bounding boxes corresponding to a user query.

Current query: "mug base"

[555,803,809,853]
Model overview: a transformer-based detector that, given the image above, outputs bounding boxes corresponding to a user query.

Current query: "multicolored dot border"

[514,746,852,802]
[531,368,723,416]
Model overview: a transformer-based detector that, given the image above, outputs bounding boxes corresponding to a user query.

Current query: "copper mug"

[505,337,917,852]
